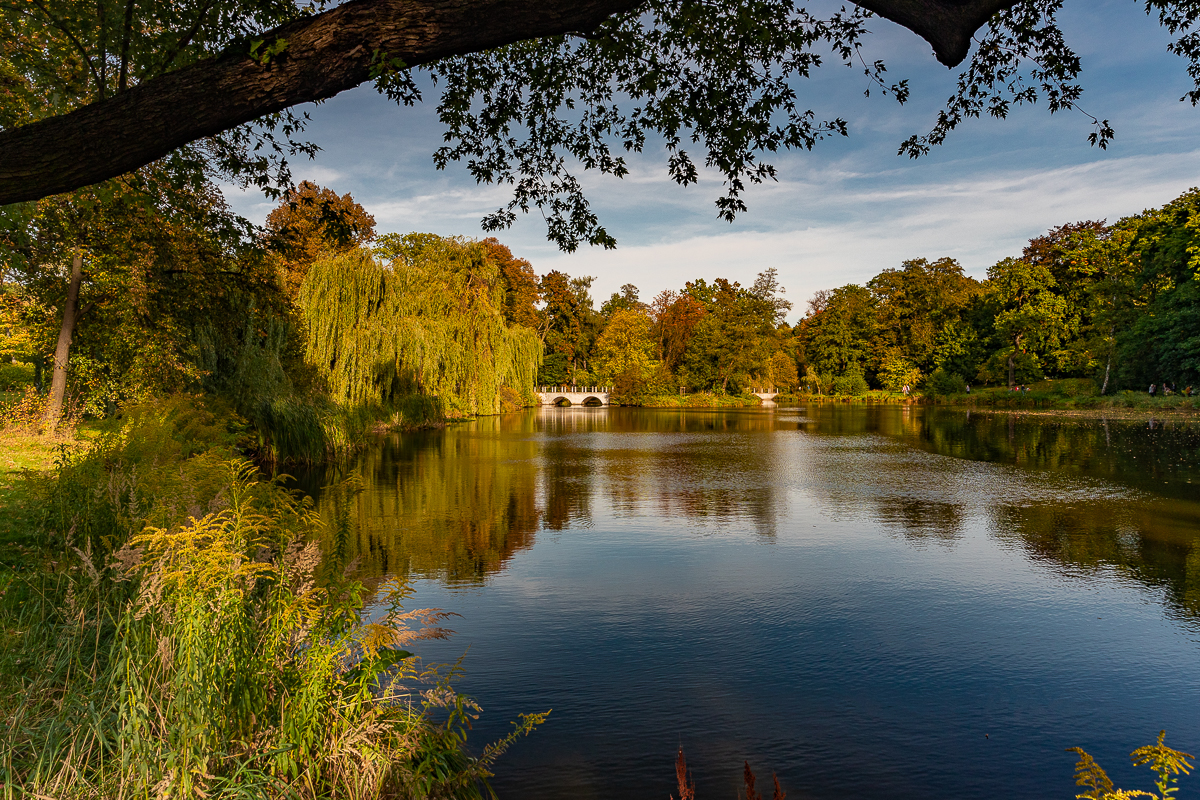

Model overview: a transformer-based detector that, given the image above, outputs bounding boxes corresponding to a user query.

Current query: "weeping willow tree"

[299,234,542,416]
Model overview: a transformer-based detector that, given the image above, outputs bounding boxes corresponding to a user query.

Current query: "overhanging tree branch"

[0,0,1019,206]
[856,0,1017,66]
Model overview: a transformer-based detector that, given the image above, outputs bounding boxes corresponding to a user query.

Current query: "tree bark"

[0,0,1018,205]
[1100,324,1115,395]
[43,250,83,434]
[854,0,1015,66]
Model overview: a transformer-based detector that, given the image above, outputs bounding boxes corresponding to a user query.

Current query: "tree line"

[795,189,1200,395]
[536,187,1200,400]
[0,177,547,452]
[4,178,1199,437]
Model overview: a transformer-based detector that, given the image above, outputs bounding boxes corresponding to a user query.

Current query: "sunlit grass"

[0,399,543,798]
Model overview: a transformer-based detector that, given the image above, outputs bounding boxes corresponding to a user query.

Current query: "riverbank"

[769,381,1200,416]
[0,400,539,798]
[641,392,763,408]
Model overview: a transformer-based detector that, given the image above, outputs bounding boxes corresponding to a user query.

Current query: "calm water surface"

[302,405,1200,799]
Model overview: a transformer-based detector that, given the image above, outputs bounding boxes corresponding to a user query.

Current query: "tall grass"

[250,394,446,465]
[1,398,543,799]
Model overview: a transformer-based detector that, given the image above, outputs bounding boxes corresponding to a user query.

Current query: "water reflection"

[298,419,543,583]
[299,405,1200,626]
[288,404,1200,800]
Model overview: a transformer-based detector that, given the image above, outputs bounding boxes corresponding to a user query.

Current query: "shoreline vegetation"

[0,400,544,798]
[606,378,1200,417]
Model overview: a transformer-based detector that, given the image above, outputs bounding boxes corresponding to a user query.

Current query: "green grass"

[0,400,540,798]
[0,425,98,580]
[641,392,763,408]
[768,380,1200,413]
[773,390,916,405]
[929,379,1200,412]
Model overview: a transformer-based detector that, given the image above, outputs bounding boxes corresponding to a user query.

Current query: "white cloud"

[532,149,1200,317]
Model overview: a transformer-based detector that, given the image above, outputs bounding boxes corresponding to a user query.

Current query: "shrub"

[926,368,967,397]
[0,361,34,391]
[831,370,868,396]
[0,385,50,433]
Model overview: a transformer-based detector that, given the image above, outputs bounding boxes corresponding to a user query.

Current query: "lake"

[299,405,1200,799]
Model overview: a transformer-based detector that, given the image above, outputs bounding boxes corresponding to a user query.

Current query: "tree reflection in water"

[294,405,1200,623]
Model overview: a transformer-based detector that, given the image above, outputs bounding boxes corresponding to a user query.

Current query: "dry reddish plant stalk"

[673,747,695,800]
[744,761,761,800]
[743,760,785,800]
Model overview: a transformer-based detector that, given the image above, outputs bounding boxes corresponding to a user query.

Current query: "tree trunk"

[1007,351,1015,388]
[1100,324,1115,395]
[43,250,83,434]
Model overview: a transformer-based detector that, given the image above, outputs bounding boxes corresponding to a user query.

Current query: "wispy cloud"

[533,149,1200,317]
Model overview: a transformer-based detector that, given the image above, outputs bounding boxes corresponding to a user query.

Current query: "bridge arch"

[536,388,612,406]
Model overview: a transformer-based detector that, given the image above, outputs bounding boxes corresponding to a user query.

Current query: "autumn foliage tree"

[651,290,706,375]
[264,181,375,299]
[480,237,541,329]
[592,307,660,402]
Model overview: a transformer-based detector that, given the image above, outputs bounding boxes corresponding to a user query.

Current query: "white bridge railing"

[537,386,612,394]
[536,386,613,406]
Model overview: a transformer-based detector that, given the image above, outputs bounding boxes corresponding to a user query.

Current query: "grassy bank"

[927,383,1200,413]
[771,380,1200,414]
[640,392,764,408]
[0,399,540,799]
[248,393,446,464]
[1,378,448,467]
[773,390,917,406]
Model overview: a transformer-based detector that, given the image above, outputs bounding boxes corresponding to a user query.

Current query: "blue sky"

[224,0,1200,323]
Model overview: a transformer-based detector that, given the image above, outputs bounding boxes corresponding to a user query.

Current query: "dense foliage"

[299,235,542,416]
[0,399,543,797]
[12,0,1200,250]
[789,190,1200,394]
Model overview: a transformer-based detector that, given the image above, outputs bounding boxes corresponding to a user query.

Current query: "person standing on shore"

[1150,384,1156,396]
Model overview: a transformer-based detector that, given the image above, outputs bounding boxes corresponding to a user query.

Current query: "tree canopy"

[299,234,542,415]
[7,0,1200,249]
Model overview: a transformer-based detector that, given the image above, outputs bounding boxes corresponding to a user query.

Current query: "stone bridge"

[537,386,611,406]
[751,388,779,401]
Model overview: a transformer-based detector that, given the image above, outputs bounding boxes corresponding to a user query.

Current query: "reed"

[1,399,544,799]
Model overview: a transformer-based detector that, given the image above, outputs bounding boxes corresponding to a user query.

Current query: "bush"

[831,371,869,396]
[0,361,34,391]
[926,368,967,397]
[247,394,445,465]
[0,385,50,433]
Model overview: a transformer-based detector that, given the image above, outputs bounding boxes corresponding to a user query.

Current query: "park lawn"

[0,426,99,693]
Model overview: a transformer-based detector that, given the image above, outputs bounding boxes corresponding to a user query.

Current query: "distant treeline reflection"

[298,407,1200,623]
[803,405,1200,621]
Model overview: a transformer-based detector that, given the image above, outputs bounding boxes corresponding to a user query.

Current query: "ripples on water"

[297,406,1200,800]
